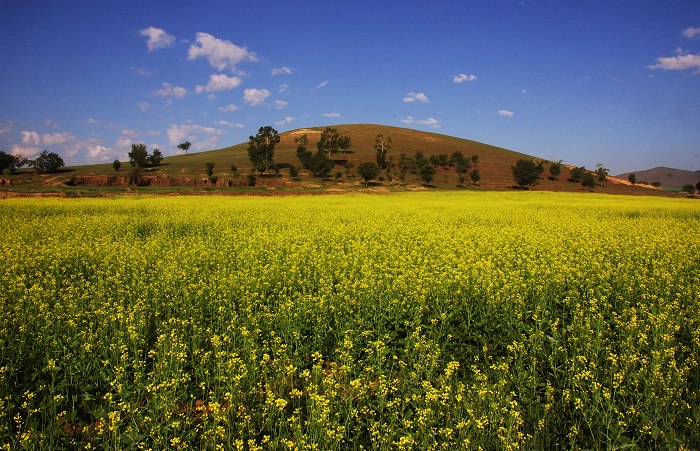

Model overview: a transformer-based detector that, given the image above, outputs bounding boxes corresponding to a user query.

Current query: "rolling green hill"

[0,124,678,196]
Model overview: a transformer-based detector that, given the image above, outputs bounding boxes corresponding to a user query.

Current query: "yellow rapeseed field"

[0,192,698,449]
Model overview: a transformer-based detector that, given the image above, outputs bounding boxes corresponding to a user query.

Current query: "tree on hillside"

[512,159,540,189]
[628,173,637,185]
[178,141,191,155]
[682,184,696,194]
[374,134,391,169]
[696,179,700,194]
[149,149,163,166]
[419,163,436,186]
[357,162,380,186]
[595,163,609,185]
[549,160,562,180]
[308,151,334,178]
[569,166,588,183]
[30,150,64,174]
[113,159,121,171]
[469,168,481,186]
[317,127,351,159]
[206,162,215,178]
[295,134,312,169]
[247,126,280,175]
[581,171,596,189]
[129,144,149,169]
[0,151,26,175]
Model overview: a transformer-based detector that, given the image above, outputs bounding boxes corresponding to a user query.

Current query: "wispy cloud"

[187,32,258,71]
[521,88,528,95]
[682,26,700,39]
[218,103,240,113]
[275,100,288,109]
[137,102,150,112]
[313,80,329,91]
[403,92,430,103]
[139,27,175,52]
[275,116,293,126]
[21,130,76,146]
[453,73,477,83]
[400,116,440,128]
[166,123,223,150]
[243,88,270,106]
[271,66,295,76]
[497,110,514,117]
[131,66,154,77]
[152,82,187,98]
[322,112,341,118]
[279,83,290,93]
[648,48,700,74]
[195,74,242,93]
[215,120,245,128]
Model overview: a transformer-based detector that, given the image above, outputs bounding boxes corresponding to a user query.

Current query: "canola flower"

[0,191,698,449]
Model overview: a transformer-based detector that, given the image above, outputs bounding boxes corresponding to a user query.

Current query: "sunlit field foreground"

[1,192,699,449]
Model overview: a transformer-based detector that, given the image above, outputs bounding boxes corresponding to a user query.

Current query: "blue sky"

[1,0,699,174]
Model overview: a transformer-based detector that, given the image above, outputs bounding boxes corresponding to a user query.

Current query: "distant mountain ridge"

[615,167,700,188]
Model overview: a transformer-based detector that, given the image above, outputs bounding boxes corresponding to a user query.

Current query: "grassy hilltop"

[1,124,675,196]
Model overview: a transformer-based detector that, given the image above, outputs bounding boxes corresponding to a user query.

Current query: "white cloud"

[521,88,528,95]
[215,120,244,128]
[195,73,242,93]
[166,123,223,150]
[10,145,41,159]
[139,27,175,52]
[21,130,76,146]
[87,145,114,162]
[497,110,514,117]
[243,88,270,106]
[648,49,700,74]
[152,82,187,98]
[275,100,288,109]
[279,83,290,93]
[400,116,440,128]
[271,66,295,76]
[131,66,154,77]
[218,103,240,112]
[322,112,341,118]
[137,102,150,112]
[86,118,98,125]
[313,80,329,91]
[403,92,430,103]
[682,27,700,39]
[453,73,477,83]
[275,116,293,126]
[187,32,258,71]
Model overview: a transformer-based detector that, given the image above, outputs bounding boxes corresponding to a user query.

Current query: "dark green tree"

[374,134,391,169]
[178,141,191,155]
[569,166,588,183]
[308,151,334,178]
[419,163,436,185]
[30,150,65,174]
[295,134,312,169]
[512,159,540,189]
[149,149,163,166]
[628,173,637,185]
[128,144,149,169]
[357,162,380,186]
[206,162,215,178]
[317,127,351,159]
[469,168,481,185]
[549,160,562,180]
[595,163,608,185]
[682,184,696,194]
[113,159,121,171]
[696,179,700,193]
[581,171,596,189]
[0,151,26,175]
[247,126,280,174]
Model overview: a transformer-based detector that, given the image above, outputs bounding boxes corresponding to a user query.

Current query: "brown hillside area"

[0,124,681,196]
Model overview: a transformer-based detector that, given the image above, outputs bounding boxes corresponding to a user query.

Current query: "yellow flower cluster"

[0,192,698,449]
